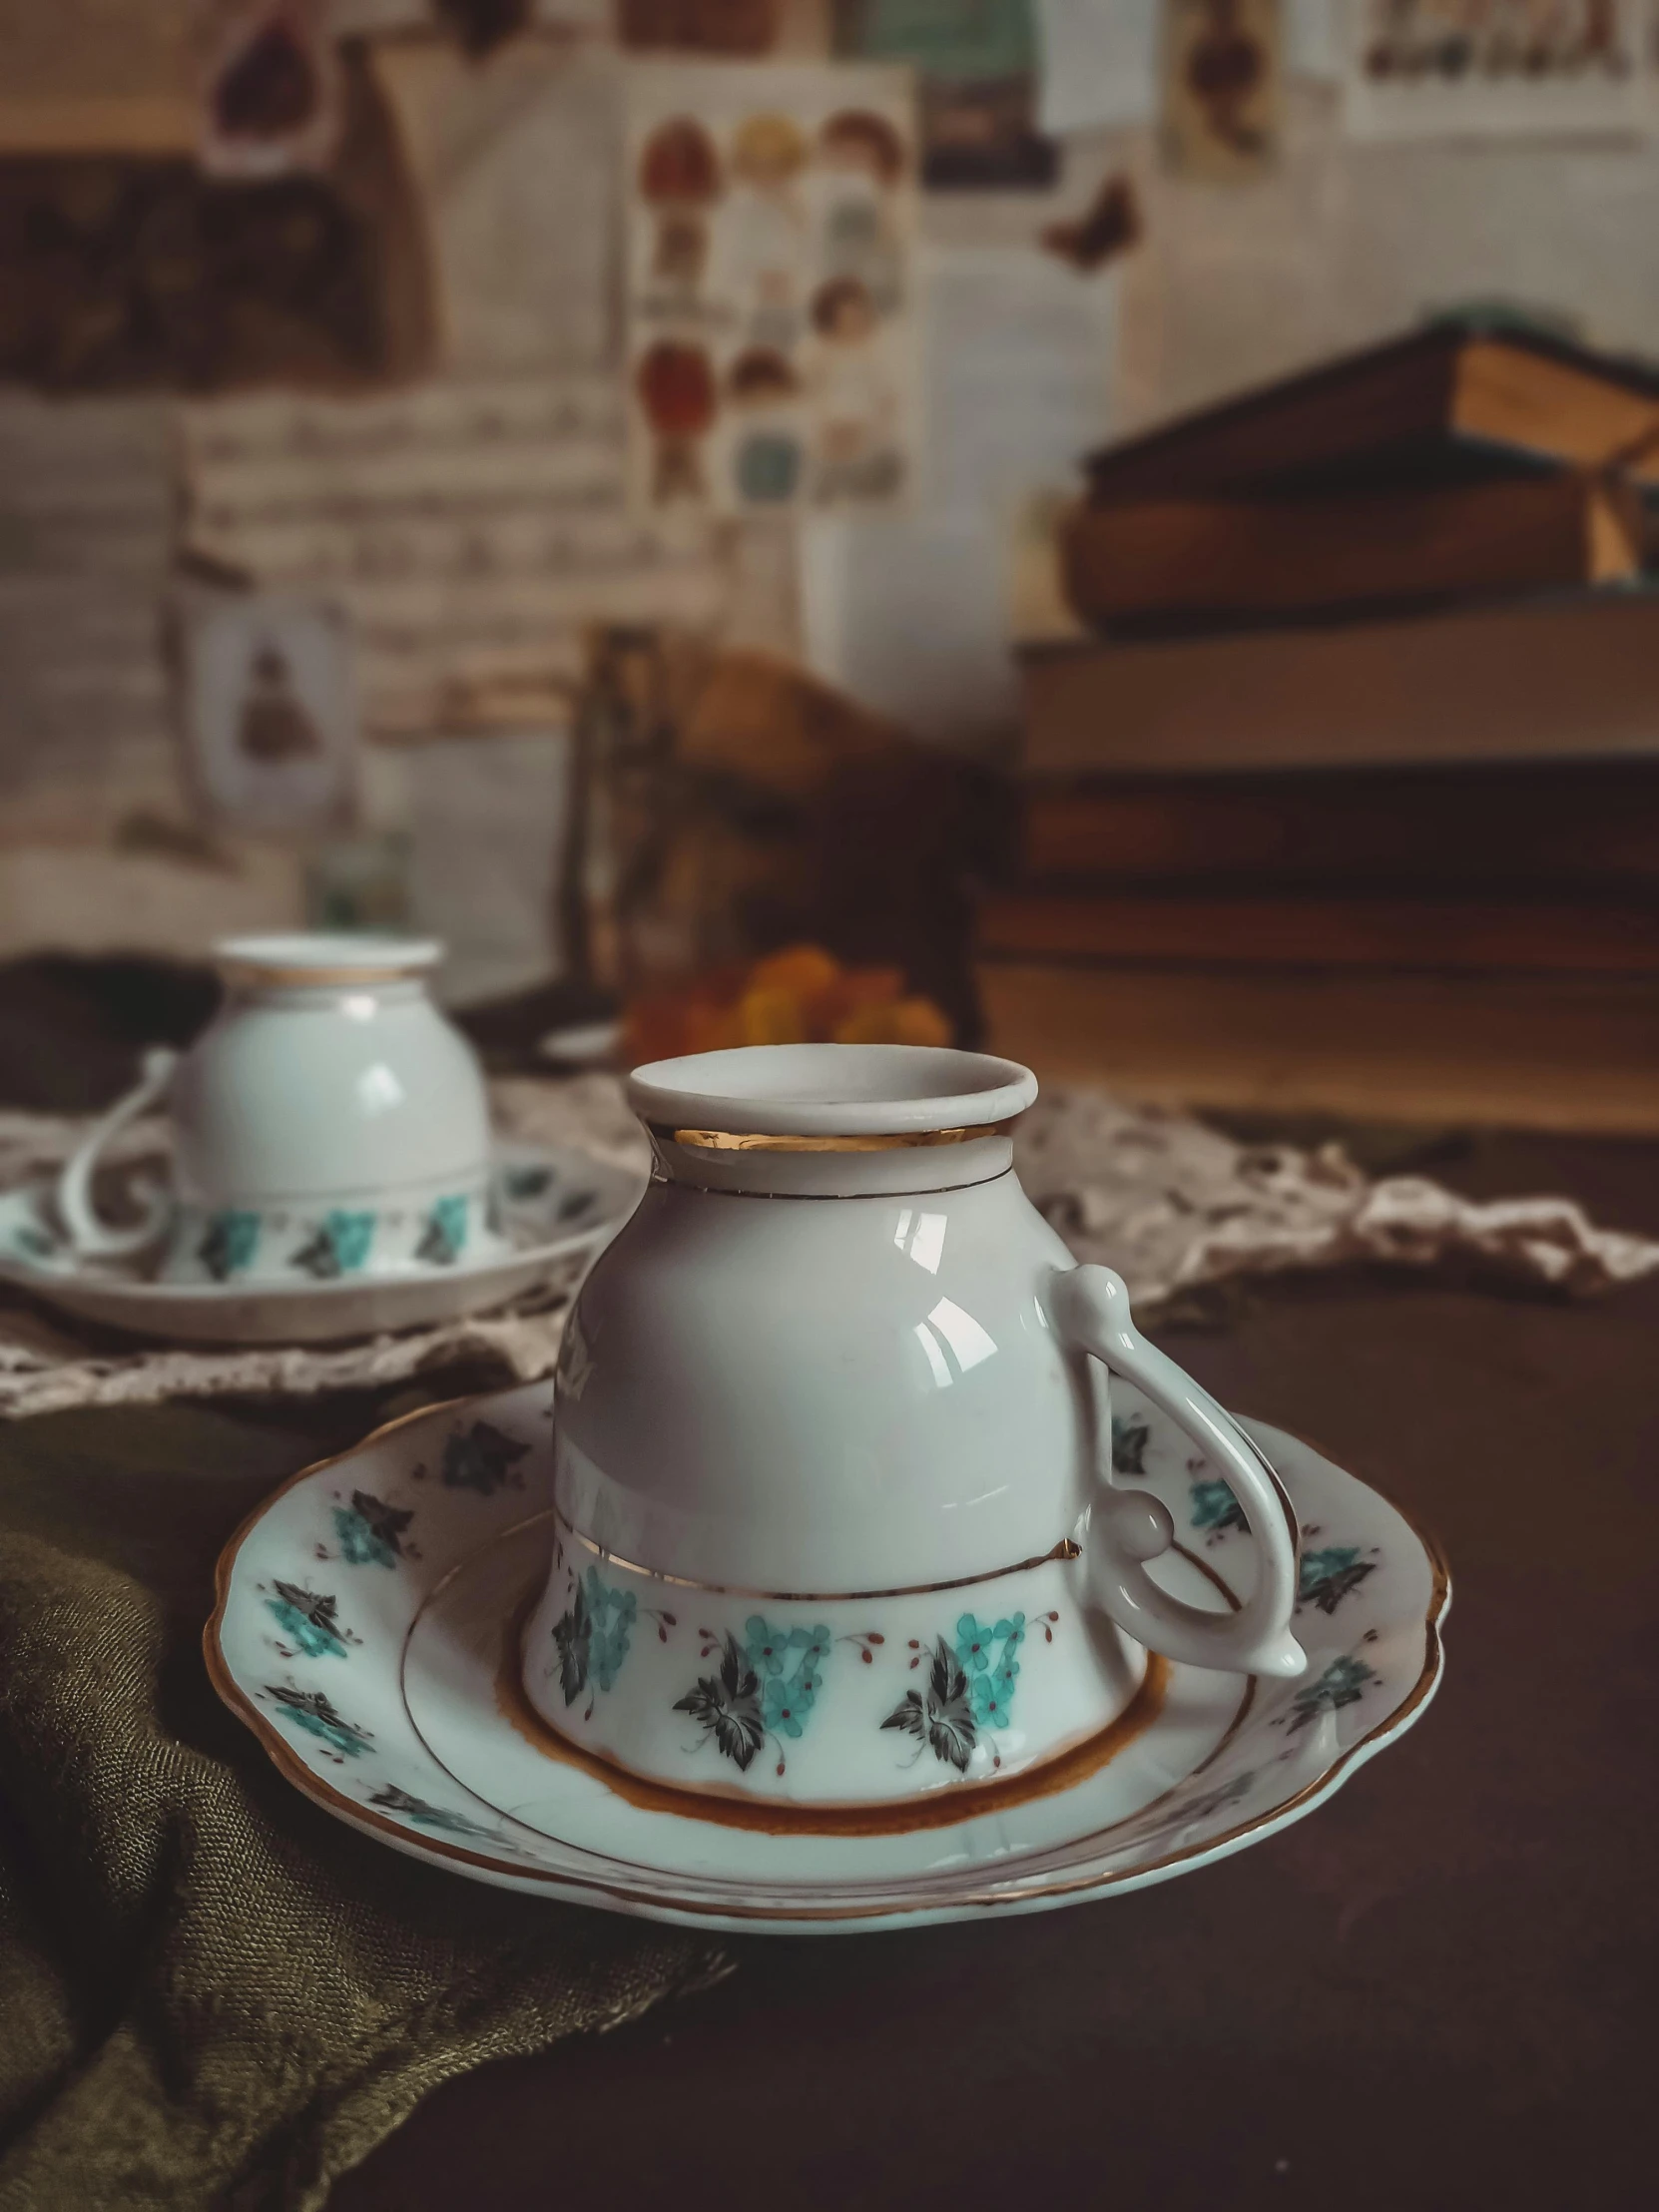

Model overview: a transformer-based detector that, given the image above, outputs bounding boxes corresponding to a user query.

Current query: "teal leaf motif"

[200,1209,261,1282]
[1298,1545,1378,1616]
[1191,1477,1246,1535]
[1285,1654,1376,1734]
[1112,1413,1151,1475]
[290,1210,376,1279]
[267,1684,372,1759]
[415,1194,469,1266]
[882,1637,976,1775]
[441,1419,531,1495]
[744,1616,830,1741]
[954,1611,1024,1731]
[587,1569,637,1691]
[267,1581,347,1657]
[551,1568,637,1706]
[333,1490,413,1569]
[675,1634,766,1772]
[552,1576,592,1706]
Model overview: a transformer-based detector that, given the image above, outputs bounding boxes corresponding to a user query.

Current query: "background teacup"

[57,933,512,1287]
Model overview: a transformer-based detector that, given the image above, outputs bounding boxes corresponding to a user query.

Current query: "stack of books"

[977,319,1659,1126]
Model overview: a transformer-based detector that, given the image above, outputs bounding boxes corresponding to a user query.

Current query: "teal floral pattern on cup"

[416,1194,469,1266]
[954,1611,1025,1731]
[657,1598,1063,1784]
[266,1580,353,1658]
[675,1634,767,1773]
[673,1617,855,1777]
[745,1617,830,1742]
[291,1209,376,1279]
[882,1610,1051,1776]
[881,1638,977,1774]
[552,1567,638,1709]
[199,1208,261,1282]
[333,1489,414,1569]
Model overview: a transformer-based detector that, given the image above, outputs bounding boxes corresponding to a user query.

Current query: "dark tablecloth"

[324,1128,1657,2211]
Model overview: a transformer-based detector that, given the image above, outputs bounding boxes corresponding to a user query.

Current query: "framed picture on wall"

[1161,0,1282,182]
[177,592,360,837]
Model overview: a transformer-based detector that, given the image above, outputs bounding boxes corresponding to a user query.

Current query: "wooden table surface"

[328,1129,1658,2212]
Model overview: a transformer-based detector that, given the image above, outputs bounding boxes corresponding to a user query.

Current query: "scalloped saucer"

[206,1380,1447,1933]
[0,1144,642,1347]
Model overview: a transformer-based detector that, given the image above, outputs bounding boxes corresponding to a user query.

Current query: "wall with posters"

[4,0,1659,986]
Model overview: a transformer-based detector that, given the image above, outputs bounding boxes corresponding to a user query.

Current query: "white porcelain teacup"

[57,933,512,1287]
[523,1042,1307,1808]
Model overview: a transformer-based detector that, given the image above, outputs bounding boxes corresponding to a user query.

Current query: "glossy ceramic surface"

[57,933,509,1284]
[529,1045,1303,1800]
[206,1378,1448,1934]
[0,1143,641,1346]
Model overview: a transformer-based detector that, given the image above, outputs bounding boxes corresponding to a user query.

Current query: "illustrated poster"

[1162,0,1284,181]
[832,0,1057,189]
[1345,0,1648,141]
[625,62,919,516]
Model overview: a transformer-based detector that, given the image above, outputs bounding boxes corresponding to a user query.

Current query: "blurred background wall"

[3,1,1657,1123]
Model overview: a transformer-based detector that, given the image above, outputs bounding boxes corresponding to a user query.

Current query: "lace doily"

[0,1077,1651,1418]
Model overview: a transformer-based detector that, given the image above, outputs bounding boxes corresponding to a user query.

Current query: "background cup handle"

[1049,1264,1306,1679]
[56,1048,178,1260]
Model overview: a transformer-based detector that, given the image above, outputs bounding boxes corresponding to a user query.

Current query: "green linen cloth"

[0,1383,727,2212]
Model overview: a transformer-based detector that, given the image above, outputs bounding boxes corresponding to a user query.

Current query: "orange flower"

[621,942,952,1062]
[832,996,952,1048]
[809,964,902,1036]
[746,944,842,1001]
[738,985,810,1046]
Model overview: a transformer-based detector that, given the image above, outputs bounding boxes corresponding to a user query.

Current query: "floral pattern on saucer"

[208,1381,1448,1932]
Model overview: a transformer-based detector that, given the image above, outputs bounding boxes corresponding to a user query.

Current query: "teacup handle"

[1050,1265,1306,1680]
[57,1048,178,1259]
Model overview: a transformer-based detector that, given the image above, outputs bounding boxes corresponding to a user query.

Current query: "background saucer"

[0,1143,642,1346]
